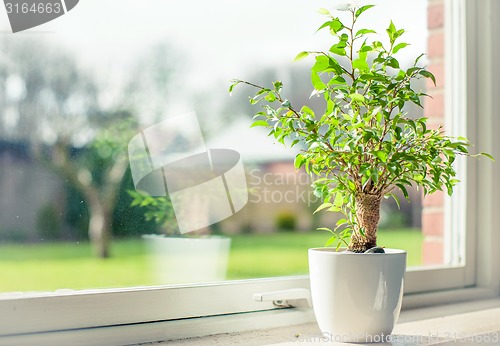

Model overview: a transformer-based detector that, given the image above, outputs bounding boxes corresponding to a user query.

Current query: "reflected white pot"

[143,235,231,285]
[308,248,406,343]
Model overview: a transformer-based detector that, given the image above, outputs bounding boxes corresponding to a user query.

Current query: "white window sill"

[0,289,500,346]
[157,298,500,345]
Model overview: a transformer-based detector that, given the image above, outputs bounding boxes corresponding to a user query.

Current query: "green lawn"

[227,229,422,279]
[0,229,422,292]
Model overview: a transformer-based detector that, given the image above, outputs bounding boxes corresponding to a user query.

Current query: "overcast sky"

[0,0,428,115]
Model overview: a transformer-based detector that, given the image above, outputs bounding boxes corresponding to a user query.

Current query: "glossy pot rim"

[309,248,406,255]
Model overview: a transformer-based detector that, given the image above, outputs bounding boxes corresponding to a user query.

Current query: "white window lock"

[253,288,312,308]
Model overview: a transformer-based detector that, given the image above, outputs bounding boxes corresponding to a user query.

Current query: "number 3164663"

[5,2,62,14]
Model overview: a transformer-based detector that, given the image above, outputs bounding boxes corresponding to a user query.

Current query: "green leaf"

[352,59,369,71]
[481,152,495,161]
[329,19,344,34]
[394,29,405,40]
[314,203,333,214]
[387,20,396,36]
[316,21,332,32]
[348,93,365,103]
[372,150,388,162]
[355,5,375,18]
[387,162,400,174]
[386,57,400,69]
[333,192,343,207]
[325,236,337,247]
[250,120,268,128]
[265,93,276,102]
[294,154,306,169]
[419,70,436,86]
[372,41,384,50]
[355,28,376,37]
[317,227,333,233]
[329,44,346,56]
[294,51,309,62]
[328,205,341,212]
[330,75,346,84]
[360,45,373,53]
[414,53,425,65]
[393,42,410,54]
[327,57,344,75]
[370,106,382,118]
[311,71,327,90]
[385,193,401,210]
[396,184,410,200]
[336,218,349,227]
[413,174,424,182]
[318,8,330,15]
[228,83,237,95]
[395,69,406,81]
[301,105,315,116]
[312,55,329,72]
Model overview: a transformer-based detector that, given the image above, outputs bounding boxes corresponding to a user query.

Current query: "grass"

[227,229,422,278]
[0,241,152,292]
[0,229,422,292]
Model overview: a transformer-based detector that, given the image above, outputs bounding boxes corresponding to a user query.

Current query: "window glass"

[0,0,453,292]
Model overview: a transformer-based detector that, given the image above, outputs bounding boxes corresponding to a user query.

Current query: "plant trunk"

[88,199,112,258]
[349,193,382,253]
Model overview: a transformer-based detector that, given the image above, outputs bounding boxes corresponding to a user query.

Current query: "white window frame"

[405,0,500,300]
[1,0,499,344]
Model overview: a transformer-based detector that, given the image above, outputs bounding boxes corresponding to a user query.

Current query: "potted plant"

[230,3,492,342]
[129,191,231,285]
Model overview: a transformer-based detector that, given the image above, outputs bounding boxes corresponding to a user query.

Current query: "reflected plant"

[230,4,493,252]
[128,191,179,236]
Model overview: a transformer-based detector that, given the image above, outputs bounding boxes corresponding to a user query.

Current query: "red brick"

[423,92,445,118]
[423,239,444,265]
[426,63,445,89]
[422,209,444,237]
[428,2,445,30]
[421,0,446,268]
[422,190,445,208]
[428,31,445,58]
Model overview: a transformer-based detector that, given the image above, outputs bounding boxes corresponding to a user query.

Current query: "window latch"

[253,288,312,308]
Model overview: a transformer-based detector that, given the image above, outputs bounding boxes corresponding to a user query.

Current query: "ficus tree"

[230,4,492,253]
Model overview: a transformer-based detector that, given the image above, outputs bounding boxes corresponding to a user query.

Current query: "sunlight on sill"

[158,298,500,346]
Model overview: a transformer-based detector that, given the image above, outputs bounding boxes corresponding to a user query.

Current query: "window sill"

[1,287,498,345]
[158,297,500,345]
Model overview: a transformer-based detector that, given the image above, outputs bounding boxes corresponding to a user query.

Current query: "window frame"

[1,0,499,344]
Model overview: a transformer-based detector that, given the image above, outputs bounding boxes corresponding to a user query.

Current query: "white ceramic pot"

[308,248,406,343]
[143,235,231,285]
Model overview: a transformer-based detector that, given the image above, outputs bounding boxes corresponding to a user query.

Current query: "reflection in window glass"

[0,0,446,292]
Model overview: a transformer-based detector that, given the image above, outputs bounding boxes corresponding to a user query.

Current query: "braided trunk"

[349,193,382,253]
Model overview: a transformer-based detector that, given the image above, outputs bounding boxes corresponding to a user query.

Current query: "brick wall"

[422,0,445,265]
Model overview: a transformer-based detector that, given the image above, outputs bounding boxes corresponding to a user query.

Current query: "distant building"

[204,118,335,233]
[0,141,65,241]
